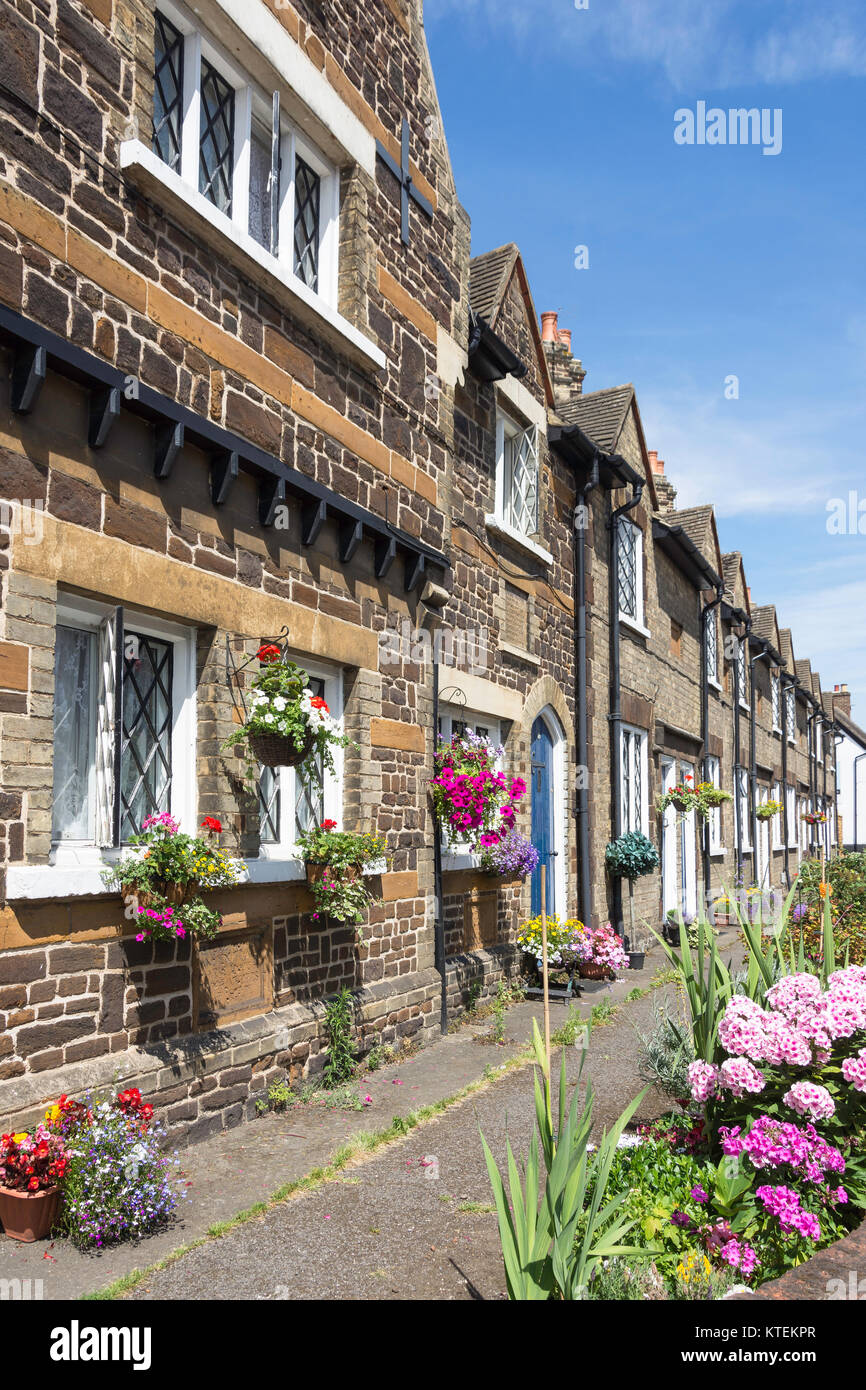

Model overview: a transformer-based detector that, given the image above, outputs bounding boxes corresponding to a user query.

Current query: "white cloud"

[638,388,864,519]
[423,0,866,90]
[774,575,866,721]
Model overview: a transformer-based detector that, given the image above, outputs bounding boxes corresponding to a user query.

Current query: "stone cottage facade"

[0,0,840,1138]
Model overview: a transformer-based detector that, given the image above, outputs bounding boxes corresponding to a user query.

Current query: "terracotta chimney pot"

[648,450,665,475]
[557,328,572,352]
[541,311,558,343]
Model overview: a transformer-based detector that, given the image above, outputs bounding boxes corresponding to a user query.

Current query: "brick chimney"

[649,449,677,513]
[541,311,586,416]
[834,683,851,719]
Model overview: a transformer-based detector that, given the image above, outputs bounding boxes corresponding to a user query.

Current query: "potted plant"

[224,644,353,775]
[431,730,526,852]
[574,923,631,980]
[479,829,539,881]
[756,799,784,822]
[802,809,827,825]
[0,1125,67,1242]
[517,914,587,970]
[605,830,659,946]
[102,814,242,942]
[657,776,732,821]
[296,822,388,929]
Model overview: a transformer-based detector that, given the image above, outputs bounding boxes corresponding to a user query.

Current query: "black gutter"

[0,303,448,583]
[652,519,722,591]
[608,480,644,939]
[467,311,527,384]
[701,582,725,912]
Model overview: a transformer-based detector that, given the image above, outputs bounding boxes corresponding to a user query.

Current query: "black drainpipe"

[701,583,724,913]
[608,479,644,938]
[749,640,771,886]
[781,674,795,885]
[575,455,599,931]
[733,619,751,886]
[431,661,447,1036]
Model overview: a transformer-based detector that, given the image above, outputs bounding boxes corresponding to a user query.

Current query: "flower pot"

[249,727,316,769]
[0,1185,61,1243]
[628,951,645,971]
[305,862,360,887]
[577,960,612,981]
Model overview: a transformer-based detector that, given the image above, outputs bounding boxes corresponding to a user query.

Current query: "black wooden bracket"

[210,450,239,506]
[339,518,364,564]
[375,535,397,579]
[405,551,426,593]
[259,474,285,528]
[10,344,46,415]
[154,421,184,479]
[302,499,327,547]
[89,385,121,449]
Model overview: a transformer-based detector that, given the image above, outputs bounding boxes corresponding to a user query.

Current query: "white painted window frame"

[438,709,503,869]
[771,672,782,733]
[493,411,540,541]
[735,767,752,853]
[617,518,647,634]
[786,686,797,746]
[619,722,649,837]
[150,0,340,309]
[737,640,749,713]
[707,754,724,855]
[771,780,783,850]
[257,661,343,863]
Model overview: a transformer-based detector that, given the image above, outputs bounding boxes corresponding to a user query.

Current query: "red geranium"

[201,816,222,834]
[310,695,329,712]
[257,644,282,664]
[320,819,338,831]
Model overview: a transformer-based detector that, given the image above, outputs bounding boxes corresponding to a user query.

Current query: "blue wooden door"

[531,717,556,916]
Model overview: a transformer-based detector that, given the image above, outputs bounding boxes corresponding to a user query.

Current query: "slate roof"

[835,706,866,749]
[721,552,744,602]
[780,629,795,670]
[796,659,813,687]
[751,605,778,645]
[557,383,635,451]
[469,245,518,324]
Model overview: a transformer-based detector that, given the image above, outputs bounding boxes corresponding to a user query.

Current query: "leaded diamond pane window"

[52,626,96,842]
[153,11,184,173]
[294,677,325,836]
[737,641,747,703]
[258,765,280,845]
[617,519,638,619]
[504,425,538,536]
[294,156,321,292]
[199,58,235,214]
[772,673,781,728]
[706,611,717,682]
[120,633,173,842]
[249,120,274,251]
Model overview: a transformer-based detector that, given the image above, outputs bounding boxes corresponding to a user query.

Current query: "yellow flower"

[45,1105,61,1123]
[12,1132,28,1144]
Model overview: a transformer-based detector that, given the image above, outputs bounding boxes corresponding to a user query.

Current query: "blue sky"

[424,0,866,723]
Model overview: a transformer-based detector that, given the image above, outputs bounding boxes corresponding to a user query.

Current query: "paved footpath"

[0,962,673,1301]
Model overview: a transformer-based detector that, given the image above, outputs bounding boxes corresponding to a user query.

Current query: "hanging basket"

[249,727,317,769]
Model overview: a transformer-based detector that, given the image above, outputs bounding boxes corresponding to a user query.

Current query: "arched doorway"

[530,710,566,917]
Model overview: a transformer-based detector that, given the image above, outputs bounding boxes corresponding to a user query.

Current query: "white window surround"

[785,783,798,850]
[707,754,724,856]
[617,518,647,634]
[257,662,343,862]
[735,768,752,852]
[490,410,542,546]
[771,780,783,850]
[619,722,649,836]
[9,597,197,898]
[771,672,782,734]
[439,710,503,871]
[483,513,553,567]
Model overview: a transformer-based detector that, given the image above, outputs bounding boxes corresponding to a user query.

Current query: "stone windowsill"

[119,140,387,374]
[500,640,540,667]
[619,612,652,641]
[484,514,553,567]
[5,855,387,903]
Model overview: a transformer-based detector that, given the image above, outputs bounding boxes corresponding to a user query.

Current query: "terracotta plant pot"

[305,862,360,887]
[249,728,316,769]
[0,1185,61,1243]
[577,960,611,981]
